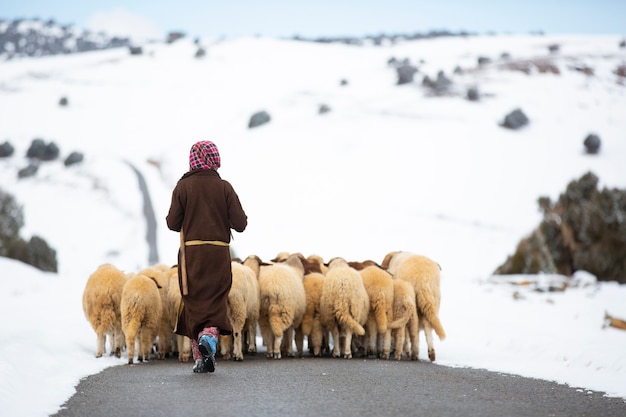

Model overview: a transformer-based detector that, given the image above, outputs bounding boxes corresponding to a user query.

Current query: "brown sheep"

[246,254,306,359]
[382,251,446,361]
[121,273,162,364]
[220,261,260,361]
[82,263,128,358]
[358,264,395,359]
[320,258,370,359]
[389,279,419,360]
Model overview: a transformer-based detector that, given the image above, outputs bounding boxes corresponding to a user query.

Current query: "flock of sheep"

[81,251,446,365]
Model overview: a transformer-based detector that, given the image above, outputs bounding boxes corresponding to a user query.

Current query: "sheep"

[301,270,326,357]
[382,251,446,361]
[137,264,171,359]
[164,265,191,362]
[121,272,162,364]
[389,279,419,360]
[356,263,395,359]
[82,263,128,358]
[247,254,306,359]
[320,258,370,359]
[219,261,260,361]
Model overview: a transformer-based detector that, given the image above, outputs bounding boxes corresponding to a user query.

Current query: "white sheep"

[389,278,419,360]
[82,263,128,358]
[301,270,326,357]
[121,272,162,364]
[320,258,370,359]
[137,264,171,360]
[247,254,306,359]
[356,263,395,359]
[382,251,446,361]
[220,261,260,361]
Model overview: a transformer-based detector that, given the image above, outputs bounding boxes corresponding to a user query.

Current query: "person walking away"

[166,140,248,373]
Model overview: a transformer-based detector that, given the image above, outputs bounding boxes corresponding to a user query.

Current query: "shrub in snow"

[501,108,529,129]
[496,172,626,283]
[0,141,14,157]
[8,235,58,273]
[0,188,24,256]
[195,47,206,58]
[422,71,453,94]
[129,46,143,55]
[583,133,601,154]
[248,110,271,128]
[64,151,84,166]
[494,229,557,275]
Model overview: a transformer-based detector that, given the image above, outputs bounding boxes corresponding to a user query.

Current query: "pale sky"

[2,0,625,40]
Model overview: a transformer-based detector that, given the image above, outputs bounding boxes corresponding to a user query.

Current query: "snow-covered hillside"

[0,33,625,416]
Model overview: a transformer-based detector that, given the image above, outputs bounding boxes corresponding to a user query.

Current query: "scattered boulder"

[318,104,331,115]
[58,96,68,106]
[248,111,271,128]
[18,163,39,179]
[166,31,185,44]
[583,133,601,154]
[64,151,84,166]
[616,64,626,78]
[129,46,143,55]
[466,87,480,101]
[0,141,14,157]
[619,39,626,48]
[26,138,60,161]
[422,70,453,94]
[195,47,206,58]
[396,63,418,85]
[339,79,349,86]
[501,108,529,130]
[477,56,491,66]
[548,43,560,54]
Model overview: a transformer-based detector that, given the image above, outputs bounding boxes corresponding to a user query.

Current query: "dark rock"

[26,139,60,161]
[339,79,349,86]
[18,163,38,179]
[248,111,271,128]
[195,47,206,58]
[396,63,418,85]
[64,151,84,166]
[583,134,601,154]
[619,39,625,48]
[466,87,480,101]
[318,104,331,114]
[548,43,560,54]
[167,32,185,44]
[477,56,491,66]
[129,46,143,55]
[58,96,68,106]
[502,108,529,129]
[0,141,14,157]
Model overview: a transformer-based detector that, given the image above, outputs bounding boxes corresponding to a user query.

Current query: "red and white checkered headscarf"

[189,141,221,171]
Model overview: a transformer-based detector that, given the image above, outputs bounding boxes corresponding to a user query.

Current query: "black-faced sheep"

[121,272,162,364]
[320,258,370,359]
[356,263,395,359]
[382,251,446,361]
[220,261,260,361]
[246,254,306,359]
[82,263,128,358]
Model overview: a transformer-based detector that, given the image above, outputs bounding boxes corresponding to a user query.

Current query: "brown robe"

[166,169,247,338]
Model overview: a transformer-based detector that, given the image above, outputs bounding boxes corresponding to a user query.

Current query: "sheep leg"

[124,324,138,364]
[422,320,436,362]
[366,318,377,357]
[246,321,257,354]
[343,331,354,359]
[177,335,191,362]
[272,332,283,359]
[393,326,405,360]
[311,321,323,357]
[294,326,304,357]
[96,332,106,358]
[381,329,392,360]
[331,326,341,358]
[219,334,233,361]
[114,326,124,358]
[233,329,244,361]
[140,329,154,362]
[282,327,294,357]
[408,314,420,361]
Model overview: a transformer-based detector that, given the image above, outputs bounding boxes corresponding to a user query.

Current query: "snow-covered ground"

[0,33,625,416]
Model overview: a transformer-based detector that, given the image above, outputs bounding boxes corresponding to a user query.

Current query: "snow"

[0,33,625,416]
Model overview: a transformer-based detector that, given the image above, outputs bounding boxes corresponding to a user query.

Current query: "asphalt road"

[52,351,626,417]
